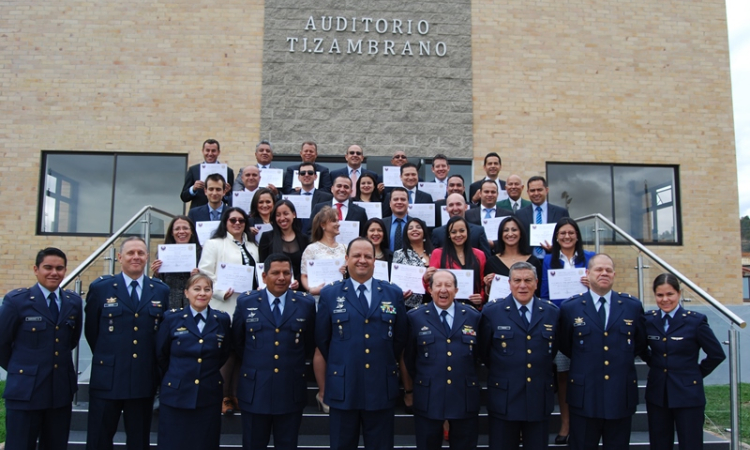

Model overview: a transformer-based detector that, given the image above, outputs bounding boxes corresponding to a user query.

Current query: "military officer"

[232,253,316,450]
[84,236,170,450]
[559,253,646,450]
[641,273,725,450]
[0,248,83,450]
[479,261,559,450]
[316,237,407,450]
[405,270,481,450]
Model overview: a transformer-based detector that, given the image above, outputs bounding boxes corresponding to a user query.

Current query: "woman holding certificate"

[258,200,308,289]
[392,217,433,309]
[482,216,542,298]
[152,215,202,309]
[249,187,276,226]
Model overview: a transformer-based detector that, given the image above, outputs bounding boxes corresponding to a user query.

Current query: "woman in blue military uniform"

[641,273,725,450]
[156,273,232,450]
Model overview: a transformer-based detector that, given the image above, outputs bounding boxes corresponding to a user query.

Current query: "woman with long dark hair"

[353,172,382,203]
[151,215,202,309]
[482,216,542,299]
[258,200,308,289]
[364,218,392,264]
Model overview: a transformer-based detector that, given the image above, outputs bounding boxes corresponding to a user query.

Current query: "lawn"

[704,383,750,444]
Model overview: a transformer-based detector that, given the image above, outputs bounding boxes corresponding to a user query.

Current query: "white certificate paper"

[441,206,450,227]
[496,189,509,202]
[253,223,273,245]
[335,221,360,246]
[157,244,197,273]
[199,163,228,182]
[354,202,383,220]
[259,168,284,188]
[382,166,403,187]
[390,263,427,295]
[291,170,320,189]
[548,268,587,300]
[374,260,389,282]
[256,263,266,290]
[215,263,255,293]
[482,216,510,241]
[306,258,345,288]
[232,190,254,214]
[418,182,446,201]
[447,269,475,300]
[529,223,557,248]
[195,221,220,245]
[283,195,313,219]
[488,274,511,302]
[407,204,436,227]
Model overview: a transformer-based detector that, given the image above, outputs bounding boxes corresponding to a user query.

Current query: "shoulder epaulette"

[91,274,114,284]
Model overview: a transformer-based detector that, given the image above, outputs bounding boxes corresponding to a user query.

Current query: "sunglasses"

[393,155,407,159]
[228,218,246,224]
[299,170,315,176]
[348,151,363,156]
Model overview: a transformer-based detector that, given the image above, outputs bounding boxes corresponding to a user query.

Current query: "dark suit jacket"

[283,162,332,194]
[434,197,473,228]
[496,198,531,213]
[431,222,492,258]
[382,189,433,218]
[307,200,369,237]
[328,167,378,197]
[465,205,514,226]
[469,179,506,205]
[232,164,286,194]
[181,163,235,209]
[515,202,570,230]
[187,203,227,223]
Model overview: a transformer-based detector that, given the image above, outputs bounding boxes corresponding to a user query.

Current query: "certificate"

[390,263,427,295]
[529,223,556,248]
[440,206,450,227]
[487,274,511,302]
[407,204,436,227]
[306,258,345,288]
[382,166,403,187]
[482,216,510,241]
[259,168,284,188]
[374,260,389,282]
[215,263,255,293]
[291,170,320,189]
[548,268,588,300]
[256,263,266,290]
[354,201,383,220]
[283,195,313,219]
[446,269,475,300]
[199,163,228,182]
[195,221,220,245]
[253,223,273,245]
[232,190,254,213]
[418,182,446,201]
[335,221,360,246]
[496,189,509,202]
[157,244,197,273]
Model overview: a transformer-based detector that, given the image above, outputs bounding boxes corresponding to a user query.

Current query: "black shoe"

[554,435,570,445]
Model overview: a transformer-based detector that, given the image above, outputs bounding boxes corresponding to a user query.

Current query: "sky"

[728,0,750,217]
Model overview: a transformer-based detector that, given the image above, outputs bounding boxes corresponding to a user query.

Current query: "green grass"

[704,383,750,444]
[1,380,5,443]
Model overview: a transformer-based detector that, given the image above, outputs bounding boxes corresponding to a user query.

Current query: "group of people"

[0,138,727,450]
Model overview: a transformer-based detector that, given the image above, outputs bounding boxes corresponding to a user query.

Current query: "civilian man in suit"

[282,141,332,194]
[479,261,559,450]
[383,163,433,217]
[307,175,368,237]
[465,180,514,226]
[180,138,234,209]
[380,150,424,196]
[559,254,646,450]
[327,145,380,199]
[233,254,316,450]
[432,193,492,258]
[431,154,451,194]
[405,270,481,450]
[515,176,570,258]
[316,238,407,450]
[382,187,411,253]
[233,140,283,198]
[188,173,228,223]
[85,237,170,450]
[0,247,83,450]
[291,162,333,233]
[469,152,505,205]
[435,175,469,228]
[496,174,531,213]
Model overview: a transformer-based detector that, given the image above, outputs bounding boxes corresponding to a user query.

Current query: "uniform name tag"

[25,316,43,321]
[103,303,119,308]
[296,318,306,322]
[647,335,660,340]
[573,322,586,327]
[174,330,189,336]
[333,309,346,314]
[418,330,432,335]
[246,318,259,323]
[497,326,511,330]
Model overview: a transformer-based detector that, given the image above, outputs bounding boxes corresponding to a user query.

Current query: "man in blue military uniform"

[405,270,481,450]
[559,254,646,450]
[479,261,559,450]
[232,253,316,450]
[0,247,83,450]
[316,237,407,450]
[84,236,170,450]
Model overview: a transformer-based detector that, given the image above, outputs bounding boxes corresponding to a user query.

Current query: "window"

[38,152,187,236]
[546,163,681,244]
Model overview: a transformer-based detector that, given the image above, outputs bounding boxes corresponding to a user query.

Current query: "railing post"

[144,210,152,275]
[594,216,600,253]
[106,247,116,275]
[73,277,82,406]
[728,327,740,450]
[636,255,645,302]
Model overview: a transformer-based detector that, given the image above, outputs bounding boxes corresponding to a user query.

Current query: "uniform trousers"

[647,402,705,450]
[158,403,221,450]
[414,414,477,450]
[86,396,154,450]
[5,405,72,450]
[241,410,303,450]
[329,407,394,450]
[569,413,631,450]
[488,416,548,450]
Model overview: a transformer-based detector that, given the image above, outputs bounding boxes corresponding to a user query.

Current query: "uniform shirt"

[432,301,455,329]
[122,273,145,299]
[513,297,532,323]
[592,289,612,325]
[190,306,207,333]
[36,283,62,311]
[661,307,678,332]
[266,289,288,315]
[349,278,373,308]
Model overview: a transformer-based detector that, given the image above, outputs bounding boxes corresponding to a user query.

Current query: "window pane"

[613,166,678,243]
[41,153,114,234]
[547,164,613,219]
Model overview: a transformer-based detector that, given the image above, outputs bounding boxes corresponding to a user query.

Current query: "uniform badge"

[573,317,585,327]
[177,327,187,331]
[106,297,117,303]
[380,304,396,314]
[670,337,684,341]
[336,297,346,309]
[462,326,476,336]
[151,301,162,307]
[25,316,43,322]
[497,325,511,330]
[623,319,633,326]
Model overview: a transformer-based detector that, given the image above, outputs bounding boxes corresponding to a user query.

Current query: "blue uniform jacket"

[156,306,231,409]
[404,302,481,420]
[641,307,725,409]
[316,278,407,411]
[559,291,646,419]
[232,289,316,414]
[0,285,83,410]
[84,273,169,399]
[479,296,559,421]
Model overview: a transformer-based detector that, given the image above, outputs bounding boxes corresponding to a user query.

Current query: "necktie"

[519,305,530,329]
[535,206,542,224]
[533,206,545,258]
[440,310,451,335]
[194,313,205,324]
[484,208,493,219]
[358,285,369,311]
[662,314,670,333]
[273,298,282,326]
[598,297,607,328]
[48,292,59,323]
[335,203,344,220]
[394,219,403,251]
[303,192,312,195]
[513,202,519,213]
[350,170,358,198]
[408,190,413,204]
[130,280,140,309]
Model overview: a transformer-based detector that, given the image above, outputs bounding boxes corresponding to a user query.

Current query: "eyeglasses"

[348,151,363,156]
[393,155,407,159]
[299,170,315,176]
[228,218,246,225]
[558,231,577,236]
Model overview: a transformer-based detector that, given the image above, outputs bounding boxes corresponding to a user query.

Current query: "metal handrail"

[576,213,746,329]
